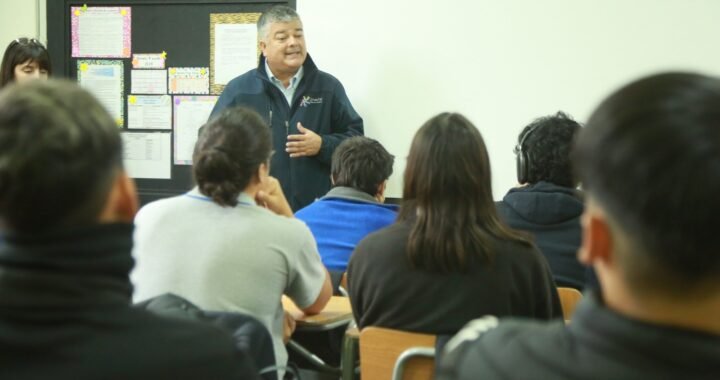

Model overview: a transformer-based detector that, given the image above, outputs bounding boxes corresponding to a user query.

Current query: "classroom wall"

[4,0,720,199]
[0,0,45,47]
[299,0,720,198]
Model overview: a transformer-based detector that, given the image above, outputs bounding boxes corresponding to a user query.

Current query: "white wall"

[0,0,44,46]
[299,0,720,198]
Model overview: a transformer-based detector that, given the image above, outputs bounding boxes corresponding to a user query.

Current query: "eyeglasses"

[12,38,45,48]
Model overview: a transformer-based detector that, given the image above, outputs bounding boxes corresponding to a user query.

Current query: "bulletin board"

[47,0,295,205]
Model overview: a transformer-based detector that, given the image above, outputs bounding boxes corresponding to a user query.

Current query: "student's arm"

[300,269,332,315]
[256,176,293,217]
[285,226,332,316]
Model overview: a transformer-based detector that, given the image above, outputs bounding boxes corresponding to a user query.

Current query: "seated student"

[0,80,258,379]
[131,106,332,372]
[437,72,720,380]
[295,136,398,273]
[0,37,51,87]
[496,112,586,289]
[348,113,562,334]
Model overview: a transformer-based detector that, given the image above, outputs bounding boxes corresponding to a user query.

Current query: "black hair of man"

[0,79,122,233]
[330,136,394,197]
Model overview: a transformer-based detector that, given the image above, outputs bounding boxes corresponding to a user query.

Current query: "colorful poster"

[71,6,131,58]
[168,67,210,95]
[77,60,124,126]
[128,95,172,130]
[132,53,166,69]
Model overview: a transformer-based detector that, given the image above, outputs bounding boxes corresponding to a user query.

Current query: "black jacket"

[348,220,562,334]
[437,292,720,380]
[496,181,586,289]
[138,293,277,380]
[210,55,364,210]
[0,223,259,380]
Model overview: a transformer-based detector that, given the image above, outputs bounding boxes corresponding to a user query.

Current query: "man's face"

[260,19,307,76]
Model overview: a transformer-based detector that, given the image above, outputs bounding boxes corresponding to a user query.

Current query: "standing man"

[211,5,364,210]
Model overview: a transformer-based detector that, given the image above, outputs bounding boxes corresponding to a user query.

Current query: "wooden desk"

[283,295,353,331]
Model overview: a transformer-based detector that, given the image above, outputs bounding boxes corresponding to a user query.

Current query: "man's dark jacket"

[0,223,259,380]
[210,54,364,210]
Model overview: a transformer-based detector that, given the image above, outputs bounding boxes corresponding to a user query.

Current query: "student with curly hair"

[496,112,586,289]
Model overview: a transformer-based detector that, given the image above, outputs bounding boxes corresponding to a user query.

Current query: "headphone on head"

[515,124,540,184]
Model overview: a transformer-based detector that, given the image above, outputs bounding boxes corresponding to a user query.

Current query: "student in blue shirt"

[296,136,397,273]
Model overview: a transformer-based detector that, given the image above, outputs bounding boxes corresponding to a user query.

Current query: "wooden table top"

[283,295,353,328]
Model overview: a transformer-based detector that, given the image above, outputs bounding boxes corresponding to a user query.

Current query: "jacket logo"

[300,96,323,107]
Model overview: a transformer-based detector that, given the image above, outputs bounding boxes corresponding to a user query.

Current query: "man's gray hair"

[257,6,301,41]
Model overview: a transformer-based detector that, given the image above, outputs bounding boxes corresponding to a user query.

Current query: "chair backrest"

[392,347,436,380]
[557,287,583,322]
[360,327,436,380]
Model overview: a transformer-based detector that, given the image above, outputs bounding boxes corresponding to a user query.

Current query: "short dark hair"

[193,107,272,207]
[331,137,394,196]
[0,38,52,87]
[0,80,122,232]
[574,72,720,295]
[400,113,532,273]
[517,111,581,187]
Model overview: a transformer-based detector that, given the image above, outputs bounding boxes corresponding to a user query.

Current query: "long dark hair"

[193,107,272,207]
[0,38,52,87]
[399,112,532,273]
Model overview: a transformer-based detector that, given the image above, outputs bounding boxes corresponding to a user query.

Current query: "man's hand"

[286,122,322,158]
[256,176,294,217]
[282,310,297,344]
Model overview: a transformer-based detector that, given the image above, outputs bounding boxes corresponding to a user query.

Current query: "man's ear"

[376,180,387,197]
[257,162,270,185]
[375,180,388,203]
[99,170,139,223]
[578,201,613,267]
[259,40,267,56]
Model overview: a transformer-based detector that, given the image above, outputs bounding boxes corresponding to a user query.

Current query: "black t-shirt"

[347,221,562,334]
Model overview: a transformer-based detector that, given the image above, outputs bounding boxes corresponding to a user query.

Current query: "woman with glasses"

[1,38,52,87]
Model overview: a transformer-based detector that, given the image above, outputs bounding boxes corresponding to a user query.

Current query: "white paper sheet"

[128,95,172,130]
[121,132,172,179]
[214,24,257,85]
[174,96,218,165]
[168,67,209,94]
[78,60,124,125]
[74,7,130,57]
[132,53,166,69]
[131,70,168,94]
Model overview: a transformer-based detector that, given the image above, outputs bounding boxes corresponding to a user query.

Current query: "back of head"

[331,136,394,197]
[516,111,581,187]
[0,80,122,233]
[257,5,301,41]
[401,112,530,272]
[0,38,52,87]
[193,106,272,207]
[575,72,720,296]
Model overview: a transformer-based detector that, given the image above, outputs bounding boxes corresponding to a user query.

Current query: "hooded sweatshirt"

[496,181,586,289]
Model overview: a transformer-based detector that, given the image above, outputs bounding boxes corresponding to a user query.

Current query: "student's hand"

[286,122,322,158]
[282,310,297,344]
[256,177,294,217]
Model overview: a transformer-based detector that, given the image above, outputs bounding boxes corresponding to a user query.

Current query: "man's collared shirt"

[265,60,304,106]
